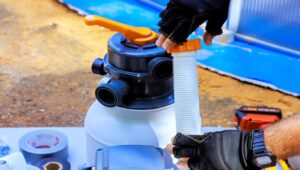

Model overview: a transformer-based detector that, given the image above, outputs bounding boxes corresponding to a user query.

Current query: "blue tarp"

[60,0,300,96]
[197,41,300,96]
[61,0,161,31]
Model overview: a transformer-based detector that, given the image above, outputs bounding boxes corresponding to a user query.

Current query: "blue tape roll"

[35,157,71,170]
[19,130,68,165]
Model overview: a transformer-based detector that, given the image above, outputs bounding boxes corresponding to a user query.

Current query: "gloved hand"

[170,130,259,170]
[158,0,230,45]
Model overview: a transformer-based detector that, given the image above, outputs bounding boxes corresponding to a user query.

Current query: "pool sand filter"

[83,15,201,169]
[82,16,291,170]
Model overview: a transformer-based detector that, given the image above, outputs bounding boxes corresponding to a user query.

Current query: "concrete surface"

[0,0,299,127]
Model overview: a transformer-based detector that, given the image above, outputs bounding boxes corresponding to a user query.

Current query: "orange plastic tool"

[84,15,158,46]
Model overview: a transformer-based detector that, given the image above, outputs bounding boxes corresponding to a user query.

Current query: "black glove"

[172,130,259,170]
[158,0,230,45]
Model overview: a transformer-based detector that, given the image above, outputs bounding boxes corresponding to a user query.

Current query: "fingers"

[203,32,215,46]
[173,146,195,158]
[155,35,177,51]
[166,144,192,159]
[173,133,207,147]
[166,144,174,154]
[167,133,208,159]
[166,144,191,159]
[176,161,188,167]
[155,35,167,47]
[156,32,215,51]
[162,39,177,50]
[176,158,189,168]
[156,31,216,50]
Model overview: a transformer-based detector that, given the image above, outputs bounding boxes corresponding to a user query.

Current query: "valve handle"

[85,15,158,46]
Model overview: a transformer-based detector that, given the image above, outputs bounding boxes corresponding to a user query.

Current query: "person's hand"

[156,0,230,50]
[156,32,215,50]
[167,131,258,170]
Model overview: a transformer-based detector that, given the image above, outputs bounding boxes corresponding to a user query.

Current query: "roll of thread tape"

[35,157,70,170]
[19,130,68,165]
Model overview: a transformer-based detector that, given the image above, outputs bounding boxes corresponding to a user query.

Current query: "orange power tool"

[234,106,282,131]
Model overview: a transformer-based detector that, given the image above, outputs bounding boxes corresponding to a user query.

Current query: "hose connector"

[148,57,173,80]
[92,58,106,75]
[95,80,129,107]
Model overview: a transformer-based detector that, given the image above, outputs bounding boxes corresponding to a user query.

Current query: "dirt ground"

[0,0,299,127]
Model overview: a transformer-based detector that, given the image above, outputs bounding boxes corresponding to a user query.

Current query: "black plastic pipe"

[148,57,173,80]
[92,58,106,75]
[95,80,129,107]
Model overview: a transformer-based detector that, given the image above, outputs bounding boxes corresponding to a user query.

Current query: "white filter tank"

[85,101,176,166]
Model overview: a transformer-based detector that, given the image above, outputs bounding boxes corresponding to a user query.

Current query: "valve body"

[93,33,174,109]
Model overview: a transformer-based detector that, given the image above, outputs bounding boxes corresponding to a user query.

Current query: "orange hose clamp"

[167,39,201,53]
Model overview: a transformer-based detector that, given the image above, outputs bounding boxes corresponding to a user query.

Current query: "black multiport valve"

[91,33,174,109]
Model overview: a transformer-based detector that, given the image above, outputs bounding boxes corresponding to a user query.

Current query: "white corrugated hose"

[173,51,201,134]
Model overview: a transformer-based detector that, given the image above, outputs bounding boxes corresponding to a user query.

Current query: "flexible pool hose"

[171,40,202,134]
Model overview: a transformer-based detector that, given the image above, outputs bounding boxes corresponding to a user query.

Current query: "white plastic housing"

[173,51,202,134]
[85,101,176,166]
[0,152,27,170]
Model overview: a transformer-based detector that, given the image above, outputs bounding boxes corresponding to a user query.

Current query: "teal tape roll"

[35,157,70,170]
[19,130,68,165]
